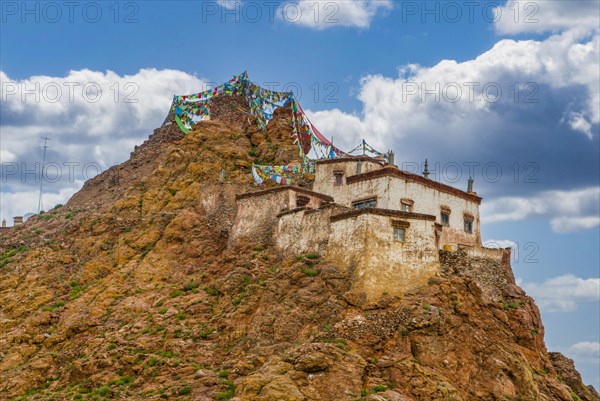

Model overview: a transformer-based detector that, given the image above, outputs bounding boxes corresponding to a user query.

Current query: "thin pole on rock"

[37,136,51,213]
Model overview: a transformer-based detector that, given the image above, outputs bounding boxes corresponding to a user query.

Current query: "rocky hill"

[0,95,598,401]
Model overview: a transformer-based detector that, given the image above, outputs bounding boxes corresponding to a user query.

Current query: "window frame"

[400,198,414,212]
[296,195,310,208]
[392,220,409,243]
[441,212,450,227]
[352,197,377,209]
[464,217,474,234]
[333,171,344,186]
[393,227,406,242]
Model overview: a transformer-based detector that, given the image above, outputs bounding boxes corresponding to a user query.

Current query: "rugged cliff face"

[0,96,597,401]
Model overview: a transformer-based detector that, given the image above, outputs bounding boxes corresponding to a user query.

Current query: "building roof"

[236,185,335,202]
[346,166,482,204]
[330,208,436,223]
[315,156,385,166]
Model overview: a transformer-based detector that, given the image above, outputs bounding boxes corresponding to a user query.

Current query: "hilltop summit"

[0,76,598,401]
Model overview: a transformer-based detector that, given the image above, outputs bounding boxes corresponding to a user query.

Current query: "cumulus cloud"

[494,0,600,35]
[0,68,205,222]
[0,186,82,225]
[308,29,599,148]
[563,342,600,366]
[519,275,600,312]
[278,0,392,29]
[565,111,594,140]
[481,187,600,233]
[483,239,517,249]
[217,0,239,10]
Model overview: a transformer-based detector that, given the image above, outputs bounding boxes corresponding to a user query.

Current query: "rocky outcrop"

[0,96,596,401]
[549,352,600,401]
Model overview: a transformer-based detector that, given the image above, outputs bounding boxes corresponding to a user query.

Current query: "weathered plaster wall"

[462,246,511,263]
[276,204,348,256]
[230,191,290,246]
[230,188,327,246]
[313,167,481,248]
[326,213,439,305]
[313,159,383,195]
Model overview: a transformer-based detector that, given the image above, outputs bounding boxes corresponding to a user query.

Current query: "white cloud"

[0,149,17,163]
[494,0,600,35]
[551,216,600,234]
[308,29,599,150]
[278,0,392,30]
[0,68,205,222]
[520,275,600,312]
[217,0,239,10]
[0,186,82,224]
[565,111,594,140]
[481,187,600,233]
[483,239,517,249]
[564,342,600,366]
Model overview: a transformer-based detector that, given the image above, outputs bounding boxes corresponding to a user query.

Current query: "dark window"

[464,219,473,234]
[296,195,310,207]
[353,198,377,209]
[393,227,406,242]
[441,212,450,227]
[401,203,411,212]
[334,173,344,186]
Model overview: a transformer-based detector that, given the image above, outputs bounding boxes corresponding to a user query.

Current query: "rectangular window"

[296,195,310,207]
[464,219,473,234]
[441,213,450,227]
[401,199,414,213]
[353,198,377,209]
[393,227,405,242]
[334,173,344,186]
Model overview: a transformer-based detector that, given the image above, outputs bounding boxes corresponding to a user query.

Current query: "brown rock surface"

[0,96,597,401]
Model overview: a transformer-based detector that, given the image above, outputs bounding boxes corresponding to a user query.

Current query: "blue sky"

[1,0,599,389]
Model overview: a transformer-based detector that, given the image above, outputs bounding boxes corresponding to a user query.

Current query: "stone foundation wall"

[440,250,517,302]
[327,212,439,305]
[276,204,348,256]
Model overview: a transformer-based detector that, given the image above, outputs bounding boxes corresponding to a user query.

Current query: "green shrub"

[183,282,199,292]
[159,308,167,315]
[254,245,265,252]
[179,386,192,395]
[94,385,111,396]
[199,328,215,340]
[215,380,235,400]
[300,266,319,277]
[305,252,319,259]
[147,357,159,367]
[373,385,386,393]
[218,370,229,378]
[203,286,221,296]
